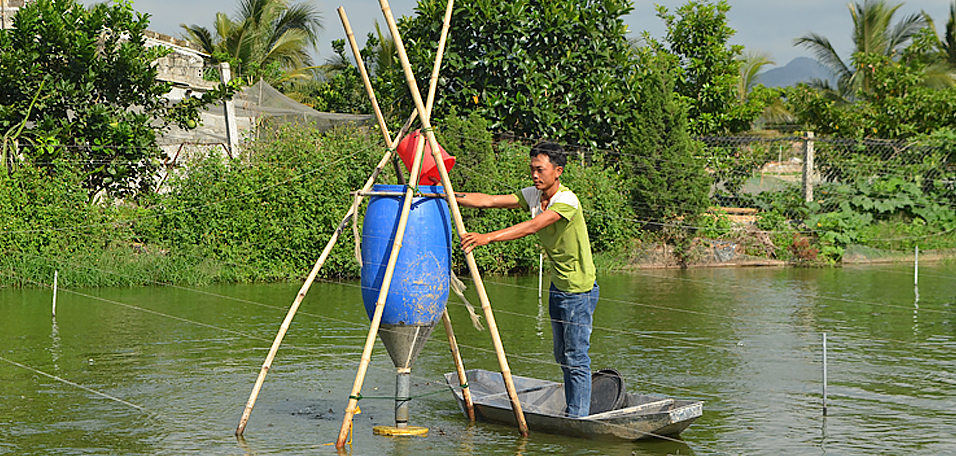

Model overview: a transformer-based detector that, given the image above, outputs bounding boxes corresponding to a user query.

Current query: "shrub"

[143,124,383,281]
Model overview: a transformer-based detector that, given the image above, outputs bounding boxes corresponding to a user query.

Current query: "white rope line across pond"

[0,355,152,416]
[0,268,455,393]
[0,260,713,444]
[13,244,952,401]
[0,269,775,450]
[6,252,951,450]
[16,246,950,391]
[471,274,955,340]
[625,270,955,317]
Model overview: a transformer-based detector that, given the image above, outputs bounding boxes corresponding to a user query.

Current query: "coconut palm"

[922,2,956,69]
[369,21,397,77]
[935,2,956,67]
[736,51,774,101]
[735,51,795,128]
[794,0,927,98]
[180,0,323,83]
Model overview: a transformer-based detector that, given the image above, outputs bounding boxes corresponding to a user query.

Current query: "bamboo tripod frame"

[233,0,525,443]
[234,108,417,437]
[339,4,474,423]
[234,3,447,435]
[334,0,528,447]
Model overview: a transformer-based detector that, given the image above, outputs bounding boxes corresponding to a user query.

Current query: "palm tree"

[180,0,323,83]
[735,51,795,128]
[736,51,775,101]
[922,2,956,69]
[369,21,397,77]
[930,1,956,67]
[794,0,927,98]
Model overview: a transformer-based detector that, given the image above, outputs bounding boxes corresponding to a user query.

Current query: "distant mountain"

[756,57,838,88]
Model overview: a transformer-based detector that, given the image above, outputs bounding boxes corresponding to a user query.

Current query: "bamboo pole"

[338,7,406,184]
[334,1,457,446]
[340,7,392,149]
[441,310,475,421]
[341,4,475,423]
[377,0,529,437]
[413,0,476,423]
[235,110,417,436]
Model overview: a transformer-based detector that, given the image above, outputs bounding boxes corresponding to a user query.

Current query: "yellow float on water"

[372,425,429,437]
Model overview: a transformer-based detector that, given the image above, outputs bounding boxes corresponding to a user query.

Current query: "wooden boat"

[444,369,703,441]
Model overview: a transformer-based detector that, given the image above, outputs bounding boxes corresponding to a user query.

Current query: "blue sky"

[112,0,954,68]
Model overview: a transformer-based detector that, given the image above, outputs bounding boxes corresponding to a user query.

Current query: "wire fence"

[683,133,956,260]
[695,132,956,214]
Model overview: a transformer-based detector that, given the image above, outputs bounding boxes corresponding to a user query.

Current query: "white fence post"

[803,131,815,203]
[220,63,240,158]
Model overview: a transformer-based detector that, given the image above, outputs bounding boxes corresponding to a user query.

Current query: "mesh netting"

[161,80,373,146]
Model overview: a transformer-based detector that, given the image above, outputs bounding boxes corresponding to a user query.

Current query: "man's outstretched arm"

[460,210,561,253]
[456,192,522,209]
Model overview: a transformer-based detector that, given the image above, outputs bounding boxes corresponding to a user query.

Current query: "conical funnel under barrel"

[361,184,452,369]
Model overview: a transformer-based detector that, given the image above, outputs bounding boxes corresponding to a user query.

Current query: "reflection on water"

[1,263,955,454]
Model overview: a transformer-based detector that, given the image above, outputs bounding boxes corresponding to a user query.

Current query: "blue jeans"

[549,282,599,418]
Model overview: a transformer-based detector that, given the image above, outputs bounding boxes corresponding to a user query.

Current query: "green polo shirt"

[512,184,596,293]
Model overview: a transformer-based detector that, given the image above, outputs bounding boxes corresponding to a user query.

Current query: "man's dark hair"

[529,141,567,168]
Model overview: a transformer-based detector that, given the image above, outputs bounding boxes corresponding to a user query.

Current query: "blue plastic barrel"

[361,184,452,325]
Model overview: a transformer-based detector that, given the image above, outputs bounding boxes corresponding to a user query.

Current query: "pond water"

[2,263,955,455]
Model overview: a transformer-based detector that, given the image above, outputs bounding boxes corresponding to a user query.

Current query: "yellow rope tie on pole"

[321,406,360,447]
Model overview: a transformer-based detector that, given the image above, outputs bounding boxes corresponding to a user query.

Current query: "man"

[457,141,599,418]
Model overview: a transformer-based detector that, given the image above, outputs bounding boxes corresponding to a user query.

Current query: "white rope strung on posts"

[21,246,950,399]
[472,275,956,347]
[19,236,952,360]
[0,256,848,453]
[287,278,810,403]
[0,267,457,394]
[11,207,952,406]
[3,249,715,407]
[0,355,152,416]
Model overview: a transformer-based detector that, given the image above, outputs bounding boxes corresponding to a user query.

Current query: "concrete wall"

[144,30,216,91]
[1,0,31,30]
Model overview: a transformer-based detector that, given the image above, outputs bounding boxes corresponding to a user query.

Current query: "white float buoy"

[823,333,828,416]
[52,270,58,317]
[538,252,543,302]
[914,245,919,286]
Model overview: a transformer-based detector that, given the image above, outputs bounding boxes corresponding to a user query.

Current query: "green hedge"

[0,118,646,288]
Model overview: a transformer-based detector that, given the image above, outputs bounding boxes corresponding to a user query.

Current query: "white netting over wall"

[160,80,373,149]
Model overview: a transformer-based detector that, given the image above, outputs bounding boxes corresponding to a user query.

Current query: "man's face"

[530,154,563,191]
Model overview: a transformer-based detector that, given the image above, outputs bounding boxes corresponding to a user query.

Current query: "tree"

[283,39,373,113]
[0,0,227,200]
[180,0,323,84]
[943,2,956,66]
[908,1,956,86]
[737,51,774,101]
[794,0,928,99]
[785,53,956,139]
[650,0,764,135]
[395,0,638,150]
[623,51,710,222]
